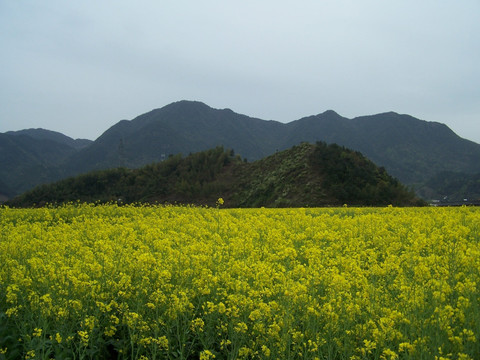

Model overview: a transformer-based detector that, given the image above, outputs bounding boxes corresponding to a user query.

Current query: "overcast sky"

[1,1,479,143]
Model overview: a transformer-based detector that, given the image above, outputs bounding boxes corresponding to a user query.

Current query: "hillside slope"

[0,133,74,197]
[6,143,423,208]
[63,101,285,175]
[0,130,92,197]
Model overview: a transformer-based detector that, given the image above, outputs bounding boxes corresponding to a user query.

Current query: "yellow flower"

[154,336,169,350]
[238,347,251,358]
[55,333,62,343]
[77,330,89,346]
[220,339,231,350]
[261,345,271,357]
[190,318,205,333]
[217,302,226,314]
[398,342,413,353]
[5,307,19,317]
[381,348,398,360]
[104,326,116,337]
[146,302,155,309]
[234,322,248,333]
[200,350,216,360]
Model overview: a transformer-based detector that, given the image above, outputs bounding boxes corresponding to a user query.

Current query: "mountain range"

[2,100,480,201]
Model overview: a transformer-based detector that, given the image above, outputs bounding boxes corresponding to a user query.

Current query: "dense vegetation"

[6,143,423,208]
[417,171,480,202]
[1,205,479,359]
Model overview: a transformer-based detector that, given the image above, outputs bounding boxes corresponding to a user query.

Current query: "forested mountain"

[418,171,480,202]
[6,128,92,150]
[2,100,480,201]
[61,101,285,175]
[0,130,92,198]
[6,143,423,208]
[283,111,480,184]
[62,101,480,186]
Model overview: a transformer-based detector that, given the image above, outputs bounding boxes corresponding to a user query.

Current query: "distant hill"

[6,128,92,150]
[417,171,480,202]
[0,178,13,200]
[0,133,74,196]
[6,143,423,208]
[2,100,480,201]
[0,130,92,197]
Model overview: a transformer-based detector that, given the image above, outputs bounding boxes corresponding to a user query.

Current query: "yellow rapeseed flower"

[200,350,216,360]
[1,204,480,358]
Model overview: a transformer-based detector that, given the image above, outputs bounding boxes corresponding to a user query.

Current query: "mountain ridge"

[1,100,480,201]
[6,128,92,150]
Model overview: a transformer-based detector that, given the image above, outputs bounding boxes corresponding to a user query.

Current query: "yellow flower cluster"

[0,203,479,359]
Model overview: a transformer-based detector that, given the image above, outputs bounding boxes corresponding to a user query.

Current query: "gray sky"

[1,1,479,143]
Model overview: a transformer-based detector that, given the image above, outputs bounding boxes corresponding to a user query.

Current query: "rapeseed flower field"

[1,203,479,359]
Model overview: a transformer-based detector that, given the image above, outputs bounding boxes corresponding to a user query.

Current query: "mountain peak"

[163,100,211,111]
[322,109,340,116]
[316,110,345,120]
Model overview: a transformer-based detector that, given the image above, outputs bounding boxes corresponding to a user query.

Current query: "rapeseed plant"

[0,204,479,358]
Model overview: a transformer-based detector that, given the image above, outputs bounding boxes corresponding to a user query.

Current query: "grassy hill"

[6,143,423,208]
